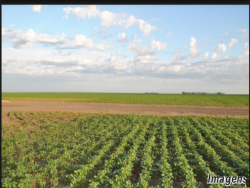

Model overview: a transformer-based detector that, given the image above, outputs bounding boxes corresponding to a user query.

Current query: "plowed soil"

[2,100,249,125]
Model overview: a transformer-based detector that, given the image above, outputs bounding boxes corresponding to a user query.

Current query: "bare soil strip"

[2,101,248,124]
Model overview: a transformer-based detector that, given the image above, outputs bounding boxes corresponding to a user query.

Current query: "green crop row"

[2,112,249,187]
[2,92,249,107]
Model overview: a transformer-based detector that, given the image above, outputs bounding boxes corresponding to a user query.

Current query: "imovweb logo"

[207,174,247,186]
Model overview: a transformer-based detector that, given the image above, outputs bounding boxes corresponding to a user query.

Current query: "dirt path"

[2,101,249,124]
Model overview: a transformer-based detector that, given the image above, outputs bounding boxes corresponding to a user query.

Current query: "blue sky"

[2,5,249,94]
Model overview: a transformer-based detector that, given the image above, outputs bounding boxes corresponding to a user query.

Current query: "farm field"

[2,111,249,187]
[2,93,249,107]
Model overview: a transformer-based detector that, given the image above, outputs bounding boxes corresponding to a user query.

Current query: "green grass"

[2,92,249,107]
[2,112,249,187]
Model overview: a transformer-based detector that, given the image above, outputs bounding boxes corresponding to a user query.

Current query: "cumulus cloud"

[138,19,157,36]
[218,44,227,53]
[115,15,156,36]
[2,28,22,39]
[211,52,220,60]
[12,29,37,48]
[52,50,74,56]
[63,5,100,19]
[128,35,157,63]
[117,33,127,44]
[151,38,167,51]
[229,38,238,48]
[130,34,142,44]
[63,5,156,36]
[244,43,248,50]
[166,32,171,39]
[2,46,249,90]
[11,29,69,48]
[63,5,125,28]
[116,15,138,29]
[62,34,113,50]
[235,55,249,65]
[238,29,248,38]
[204,52,209,59]
[171,50,188,62]
[244,43,249,56]
[29,5,45,12]
[189,37,201,58]
[3,28,113,51]
[100,11,119,27]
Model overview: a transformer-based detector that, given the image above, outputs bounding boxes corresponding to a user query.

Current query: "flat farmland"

[2,93,249,107]
[1,93,249,187]
[2,112,249,187]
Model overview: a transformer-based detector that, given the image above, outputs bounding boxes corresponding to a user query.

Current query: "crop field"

[2,93,249,107]
[2,111,249,187]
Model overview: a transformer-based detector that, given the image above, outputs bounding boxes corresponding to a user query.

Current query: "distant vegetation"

[182,92,225,94]
[2,93,249,107]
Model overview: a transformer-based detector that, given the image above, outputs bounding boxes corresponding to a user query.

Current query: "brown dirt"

[2,101,249,125]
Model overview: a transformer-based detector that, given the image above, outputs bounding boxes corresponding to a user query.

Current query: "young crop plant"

[158,121,173,188]
[1,113,249,187]
[167,118,200,187]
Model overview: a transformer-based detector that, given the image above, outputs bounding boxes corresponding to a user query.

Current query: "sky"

[2,5,249,94]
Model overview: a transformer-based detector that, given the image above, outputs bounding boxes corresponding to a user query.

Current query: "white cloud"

[151,38,167,51]
[117,15,138,29]
[63,5,100,19]
[229,38,238,48]
[11,29,69,48]
[94,27,98,30]
[2,28,22,38]
[204,52,209,59]
[235,55,249,65]
[130,34,142,44]
[52,50,73,56]
[166,32,171,39]
[117,33,127,44]
[221,33,229,37]
[189,37,201,58]
[211,52,220,60]
[63,5,125,28]
[244,43,249,50]
[5,28,113,51]
[63,6,156,36]
[173,51,181,60]
[136,55,157,64]
[128,36,157,63]
[218,44,227,53]
[36,33,68,44]
[11,24,14,28]
[66,34,113,50]
[2,46,249,91]
[12,28,37,48]
[238,29,248,38]
[116,15,156,36]
[100,11,118,27]
[244,43,249,56]
[29,5,45,12]
[138,19,156,36]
